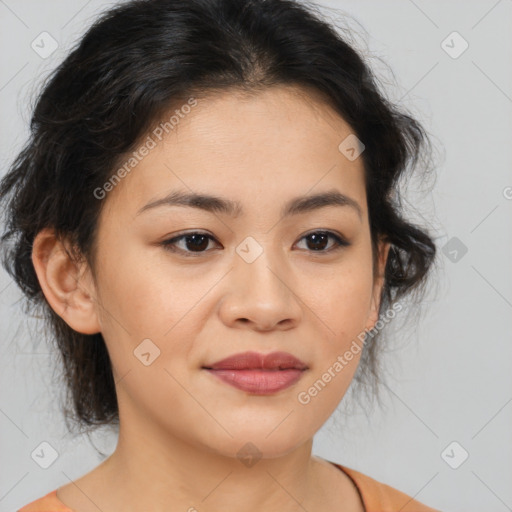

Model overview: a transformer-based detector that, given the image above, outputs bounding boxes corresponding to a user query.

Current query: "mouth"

[204,368,306,394]
[202,351,308,395]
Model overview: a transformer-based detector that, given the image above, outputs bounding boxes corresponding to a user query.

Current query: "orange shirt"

[17,461,440,512]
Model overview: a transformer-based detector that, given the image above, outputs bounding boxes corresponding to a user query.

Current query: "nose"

[218,248,303,332]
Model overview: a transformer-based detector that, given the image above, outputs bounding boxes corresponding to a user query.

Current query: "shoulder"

[17,490,74,512]
[331,462,441,512]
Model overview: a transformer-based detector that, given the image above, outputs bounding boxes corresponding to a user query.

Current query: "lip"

[203,351,308,395]
[204,351,308,371]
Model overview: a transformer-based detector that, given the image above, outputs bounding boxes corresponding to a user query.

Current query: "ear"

[365,238,391,331]
[31,228,101,335]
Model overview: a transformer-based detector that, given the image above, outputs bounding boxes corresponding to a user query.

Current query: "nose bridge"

[235,235,288,299]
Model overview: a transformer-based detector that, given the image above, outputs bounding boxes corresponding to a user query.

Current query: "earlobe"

[31,228,101,335]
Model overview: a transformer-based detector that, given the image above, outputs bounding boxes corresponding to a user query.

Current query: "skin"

[32,84,390,512]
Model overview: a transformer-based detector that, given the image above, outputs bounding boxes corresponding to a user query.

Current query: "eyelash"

[160,230,350,257]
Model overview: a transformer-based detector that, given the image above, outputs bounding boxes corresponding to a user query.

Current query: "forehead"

[102,85,367,220]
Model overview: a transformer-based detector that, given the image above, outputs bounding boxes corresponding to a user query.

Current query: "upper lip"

[204,351,308,371]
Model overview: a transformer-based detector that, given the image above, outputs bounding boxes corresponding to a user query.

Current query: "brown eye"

[295,231,350,253]
[160,230,349,258]
[161,232,219,256]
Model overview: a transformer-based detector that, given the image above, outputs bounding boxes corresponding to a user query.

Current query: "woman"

[1,0,439,510]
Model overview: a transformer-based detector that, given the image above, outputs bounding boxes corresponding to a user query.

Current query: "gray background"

[1,1,511,511]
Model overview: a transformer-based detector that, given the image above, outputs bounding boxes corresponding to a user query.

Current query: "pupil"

[308,233,328,251]
[187,235,209,251]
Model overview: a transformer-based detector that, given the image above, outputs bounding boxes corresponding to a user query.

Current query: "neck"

[86,405,328,512]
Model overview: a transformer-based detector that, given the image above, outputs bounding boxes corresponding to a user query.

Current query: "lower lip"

[205,369,305,394]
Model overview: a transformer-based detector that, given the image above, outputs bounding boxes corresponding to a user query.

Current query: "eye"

[294,230,350,253]
[160,232,220,257]
[160,230,350,257]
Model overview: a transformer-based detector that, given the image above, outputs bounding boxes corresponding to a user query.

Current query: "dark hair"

[0,0,437,433]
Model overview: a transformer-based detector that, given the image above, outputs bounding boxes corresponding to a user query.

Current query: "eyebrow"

[136,188,363,221]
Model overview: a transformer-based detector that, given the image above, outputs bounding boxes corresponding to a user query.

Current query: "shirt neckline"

[327,460,368,512]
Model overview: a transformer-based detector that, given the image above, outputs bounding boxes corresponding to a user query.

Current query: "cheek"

[302,252,374,393]
[309,261,374,338]
[93,245,214,377]
[93,242,183,334]
[297,275,370,416]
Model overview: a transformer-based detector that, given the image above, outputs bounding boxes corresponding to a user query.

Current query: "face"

[68,85,388,459]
